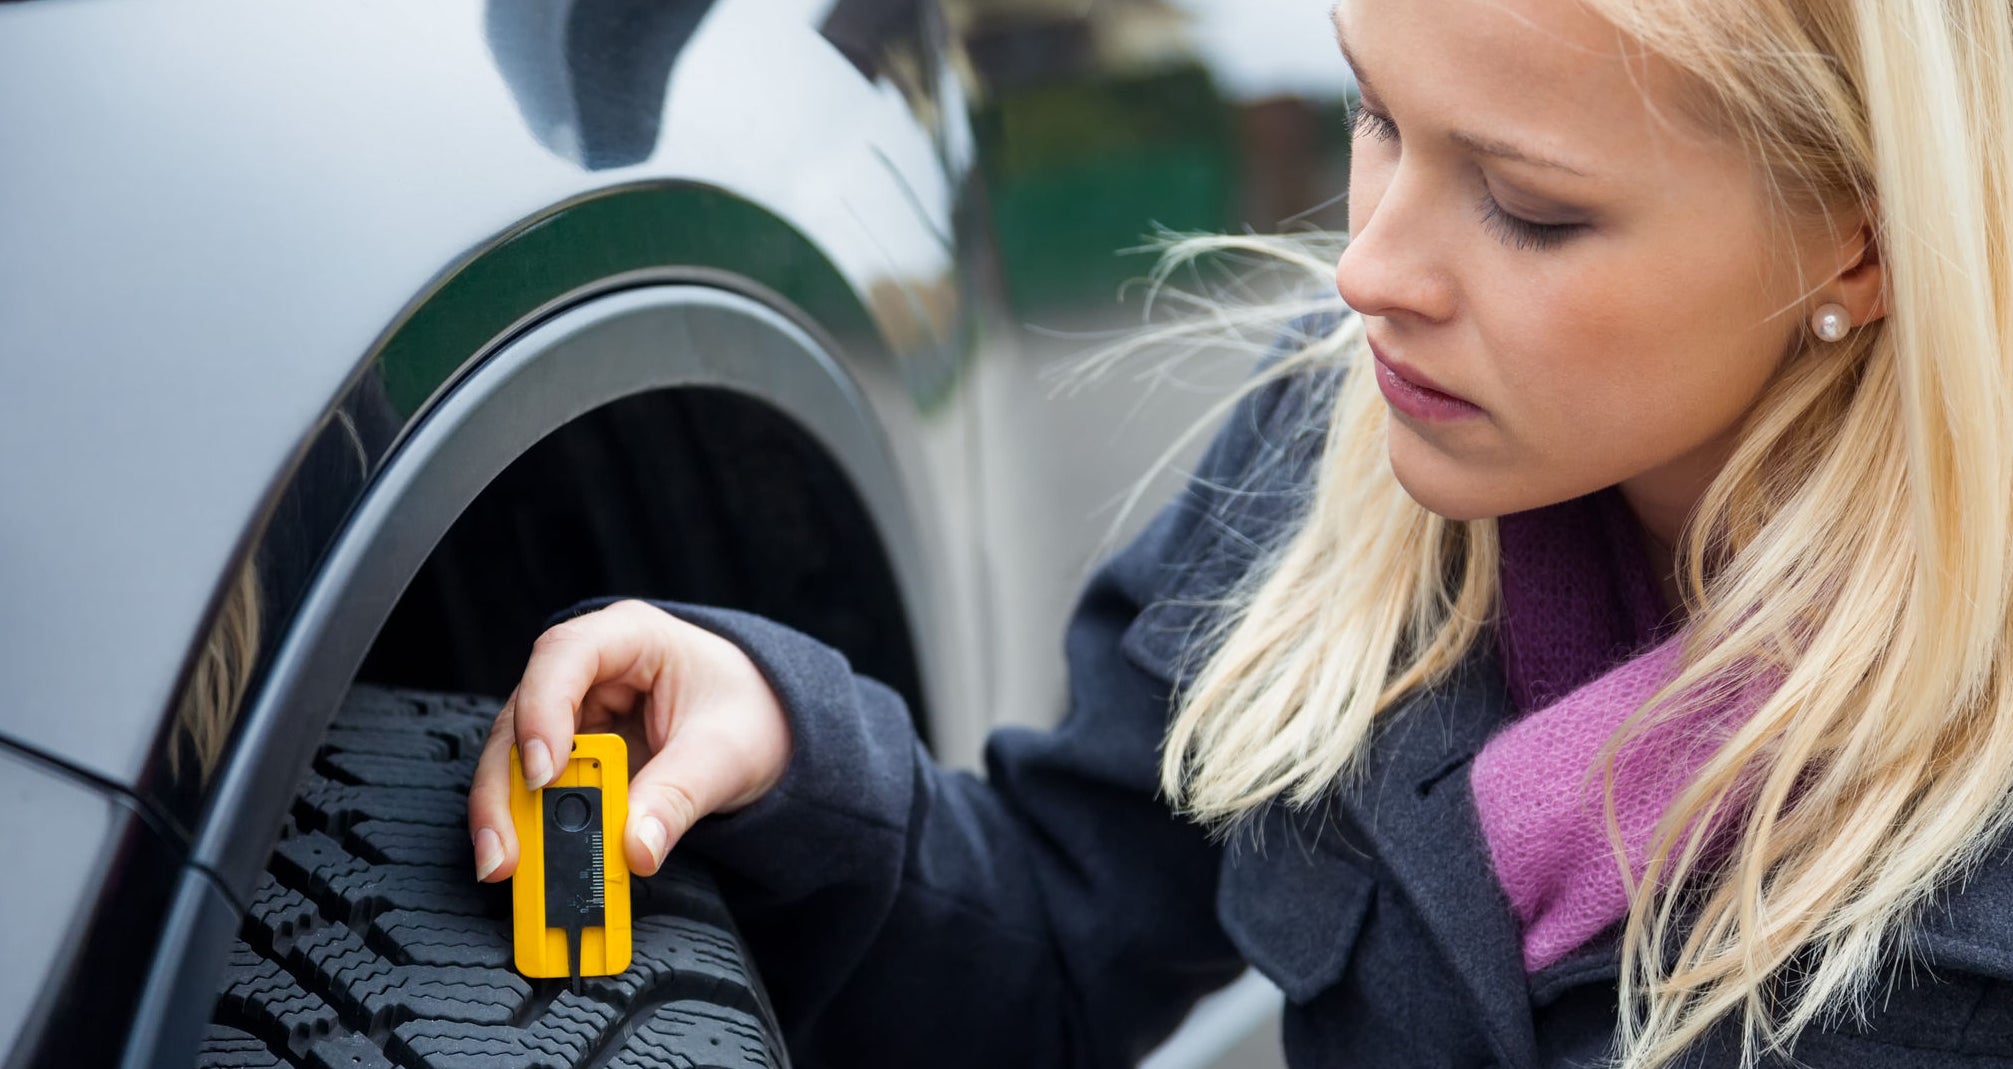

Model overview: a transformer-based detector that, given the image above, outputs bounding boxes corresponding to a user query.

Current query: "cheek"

[1503,280,1682,435]
[1509,258,1786,453]
[1390,257,1789,517]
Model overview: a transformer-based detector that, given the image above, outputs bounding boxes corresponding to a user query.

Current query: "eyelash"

[1347,102,1583,253]
[1349,101,1400,145]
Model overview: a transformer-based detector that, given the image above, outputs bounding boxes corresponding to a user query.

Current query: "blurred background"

[912,5,1356,1064]
[938,0,1357,745]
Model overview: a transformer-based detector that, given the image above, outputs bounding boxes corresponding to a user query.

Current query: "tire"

[197,685,786,1069]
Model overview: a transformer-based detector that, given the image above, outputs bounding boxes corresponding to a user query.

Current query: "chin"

[1385,430,1520,522]
[1391,470,1498,521]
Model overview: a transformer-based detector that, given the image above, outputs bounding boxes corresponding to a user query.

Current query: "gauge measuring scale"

[509,734,632,982]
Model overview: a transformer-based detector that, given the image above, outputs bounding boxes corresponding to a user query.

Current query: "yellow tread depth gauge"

[509,734,632,987]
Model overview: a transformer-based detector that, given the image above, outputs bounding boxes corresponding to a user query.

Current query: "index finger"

[511,601,669,789]
[468,691,524,882]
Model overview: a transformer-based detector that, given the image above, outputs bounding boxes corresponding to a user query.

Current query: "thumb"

[621,730,748,875]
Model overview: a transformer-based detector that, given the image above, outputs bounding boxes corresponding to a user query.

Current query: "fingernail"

[474,828,503,882]
[522,739,554,789]
[637,815,668,868]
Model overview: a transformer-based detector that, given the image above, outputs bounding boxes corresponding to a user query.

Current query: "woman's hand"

[466,599,793,883]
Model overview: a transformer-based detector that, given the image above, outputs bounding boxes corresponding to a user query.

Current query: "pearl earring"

[1811,302,1851,343]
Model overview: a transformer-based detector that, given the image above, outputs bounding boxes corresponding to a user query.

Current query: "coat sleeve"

[561,360,1331,1068]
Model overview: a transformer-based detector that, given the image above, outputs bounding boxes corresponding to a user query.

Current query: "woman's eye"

[1477,193,1584,252]
[1349,102,1398,144]
[1347,100,1585,253]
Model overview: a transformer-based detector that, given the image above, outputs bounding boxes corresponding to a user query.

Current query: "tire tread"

[200,685,783,1069]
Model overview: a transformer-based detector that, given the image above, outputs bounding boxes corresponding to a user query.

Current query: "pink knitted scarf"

[1470,489,1755,974]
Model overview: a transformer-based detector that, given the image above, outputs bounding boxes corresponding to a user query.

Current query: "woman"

[467,0,2013,1064]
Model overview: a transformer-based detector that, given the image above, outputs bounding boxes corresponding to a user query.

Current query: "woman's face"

[1333,0,1840,543]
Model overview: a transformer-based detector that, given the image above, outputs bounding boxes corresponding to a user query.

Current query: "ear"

[1829,204,1886,327]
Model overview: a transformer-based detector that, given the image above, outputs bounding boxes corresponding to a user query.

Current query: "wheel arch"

[100,185,952,1066]
[194,280,931,903]
[139,181,951,868]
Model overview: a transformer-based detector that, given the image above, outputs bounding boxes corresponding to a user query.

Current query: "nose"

[1333,168,1455,323]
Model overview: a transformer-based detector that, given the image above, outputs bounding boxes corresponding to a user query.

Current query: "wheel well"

[356,385,928,744]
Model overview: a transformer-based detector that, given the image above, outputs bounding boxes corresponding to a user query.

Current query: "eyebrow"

[1329,6,1596,179]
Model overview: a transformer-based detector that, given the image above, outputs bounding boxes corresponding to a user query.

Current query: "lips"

[1367,338,1485,423]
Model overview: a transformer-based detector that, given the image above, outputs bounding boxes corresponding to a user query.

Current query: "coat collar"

[1365,650,2013,1033]
[1332,642,1541,1068]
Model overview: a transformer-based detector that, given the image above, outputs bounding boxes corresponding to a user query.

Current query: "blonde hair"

[1139,2,2013,1065]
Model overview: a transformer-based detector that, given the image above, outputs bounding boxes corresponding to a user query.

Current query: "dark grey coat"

[577,358,2013,1067]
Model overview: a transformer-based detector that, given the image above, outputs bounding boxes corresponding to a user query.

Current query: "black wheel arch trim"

[135,181,963,841]
[100,283,933,1069]
[193,282,929,892]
